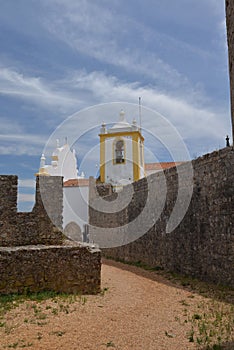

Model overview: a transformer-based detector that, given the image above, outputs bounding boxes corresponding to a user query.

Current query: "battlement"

[0,175,101,295]
[0,175,64,246]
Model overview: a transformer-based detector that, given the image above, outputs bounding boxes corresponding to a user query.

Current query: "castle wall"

[0,175,101,294]
[0,243,101,294]
[226,0,234,140]
[0,176,64,246]
[89,147,234,287]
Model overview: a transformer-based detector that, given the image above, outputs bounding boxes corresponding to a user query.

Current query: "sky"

[0,0,231,210]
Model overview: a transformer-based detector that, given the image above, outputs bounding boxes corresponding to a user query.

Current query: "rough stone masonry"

[0,176,101,294]
[89,148,234,287]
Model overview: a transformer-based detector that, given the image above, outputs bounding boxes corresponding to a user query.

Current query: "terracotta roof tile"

[64,178,90,187]
[64,162,185,186]
[145,162,184,171]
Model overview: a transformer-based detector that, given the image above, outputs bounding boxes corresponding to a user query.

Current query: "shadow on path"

[102,258,234,305]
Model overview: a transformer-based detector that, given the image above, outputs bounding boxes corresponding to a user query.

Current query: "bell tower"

[99,110,145,189]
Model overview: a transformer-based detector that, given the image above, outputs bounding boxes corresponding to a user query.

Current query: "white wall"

[63,186,89,232]
[46,144,78,181]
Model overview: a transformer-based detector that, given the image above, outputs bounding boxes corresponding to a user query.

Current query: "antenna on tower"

[139,97,142,131]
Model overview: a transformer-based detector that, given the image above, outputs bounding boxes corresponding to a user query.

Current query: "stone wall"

[0,243,101,294]
[226,0,234,141]
[0,175,101,294]
[89,147,234,287]
[0,176,64,246]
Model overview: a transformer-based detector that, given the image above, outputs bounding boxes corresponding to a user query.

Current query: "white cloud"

[40,69,231,172]
[41,0,205,95]
[62,70,230,141]
[0,133,46,144]
[0,133,47,155]
[18,179,36,188]
[41,0,229,111]
[18,193,35,203]
[0,67,80,112]
[0,117,23,134]
[0,65,230,158]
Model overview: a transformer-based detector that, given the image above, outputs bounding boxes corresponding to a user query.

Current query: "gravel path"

[1,260,231,350]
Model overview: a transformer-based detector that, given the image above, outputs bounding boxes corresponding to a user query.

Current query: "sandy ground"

[0,260,233,350]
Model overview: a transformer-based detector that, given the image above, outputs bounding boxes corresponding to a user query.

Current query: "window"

[115,139,125,164]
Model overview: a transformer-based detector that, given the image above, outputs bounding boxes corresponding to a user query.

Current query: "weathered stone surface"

[0,175,101,294]
[90,148,234,287]
[226,0,234,140]
[0,175,18,237]
[0,176,64,246]
[0,241,101,294]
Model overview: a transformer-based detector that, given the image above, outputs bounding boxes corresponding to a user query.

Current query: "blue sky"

[0,0,231,210]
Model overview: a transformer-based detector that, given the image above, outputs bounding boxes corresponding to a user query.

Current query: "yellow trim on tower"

[99,128,144,184]
[141,141,146,177]
[99,130,144,142]
[132,133,140,182]
[100,135,105,182]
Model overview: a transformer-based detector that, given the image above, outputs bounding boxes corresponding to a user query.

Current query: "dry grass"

[0,260,233,350]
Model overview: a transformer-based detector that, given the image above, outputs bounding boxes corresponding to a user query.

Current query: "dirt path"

[0,260,233,350]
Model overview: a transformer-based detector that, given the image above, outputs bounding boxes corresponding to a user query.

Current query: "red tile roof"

[64,162,185,186]
[145,162,184,171]
[64,178,90,187]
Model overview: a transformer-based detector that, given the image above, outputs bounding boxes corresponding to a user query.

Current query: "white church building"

[37,139,89,241]
[37,110,181,241]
